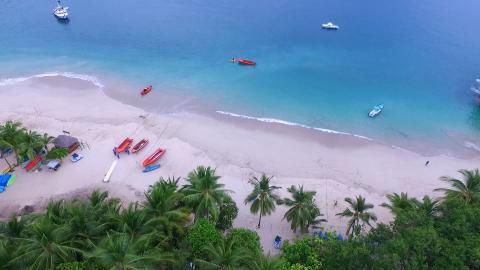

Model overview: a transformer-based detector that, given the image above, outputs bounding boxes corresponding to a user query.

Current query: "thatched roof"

[53,135,79,148]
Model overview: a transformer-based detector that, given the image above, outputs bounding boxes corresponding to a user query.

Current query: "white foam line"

[0,72,104,88]
[216,110,373,141]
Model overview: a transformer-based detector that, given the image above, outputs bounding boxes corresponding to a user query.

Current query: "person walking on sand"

[425,160,430,166]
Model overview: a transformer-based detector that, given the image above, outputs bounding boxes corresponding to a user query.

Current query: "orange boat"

[117,138,133,153]
[143,148,166,166]
[238,59,256,66]
[141,86,152,96]
[131,139,148,154]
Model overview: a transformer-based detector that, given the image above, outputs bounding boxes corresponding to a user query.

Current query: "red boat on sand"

[141,86,152,96]
[143,148,166,166]
[131,139,149,154]
[117,138,133,153]
[238,59,256,66]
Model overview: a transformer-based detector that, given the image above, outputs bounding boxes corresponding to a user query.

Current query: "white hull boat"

[322,22,339,30]
[53,1,69,20]
[369,104,384,118]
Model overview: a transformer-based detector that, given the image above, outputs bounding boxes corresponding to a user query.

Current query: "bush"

[216,195,238,231]
[227,228,263,257]
[187,219,223,259]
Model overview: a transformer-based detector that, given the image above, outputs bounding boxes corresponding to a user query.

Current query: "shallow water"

[1,0,480,155]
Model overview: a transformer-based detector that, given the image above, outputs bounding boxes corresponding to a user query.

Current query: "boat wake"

[0,72,104,89]
[215,111,373,141]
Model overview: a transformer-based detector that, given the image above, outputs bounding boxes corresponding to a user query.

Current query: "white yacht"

[322,22,339,30]
[53,1,69,20]
[368,104,384,118]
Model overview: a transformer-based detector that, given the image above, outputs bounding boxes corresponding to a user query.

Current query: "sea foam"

[0,72,104,89]
[216,110,372,141]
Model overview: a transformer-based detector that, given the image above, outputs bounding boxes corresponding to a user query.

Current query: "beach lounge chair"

[274,235,282,249]
[71,153,83,163]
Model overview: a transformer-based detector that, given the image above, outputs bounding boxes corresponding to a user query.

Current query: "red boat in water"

[238,59,256,66]
[143,148,166,166]
[141,86,152,96]
[117,138,133,153]
[131,139,148,154]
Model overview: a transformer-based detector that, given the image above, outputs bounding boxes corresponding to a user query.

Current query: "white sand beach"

[0,75,479,253]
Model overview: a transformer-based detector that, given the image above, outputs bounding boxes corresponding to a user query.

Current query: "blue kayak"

[143,164,160,173]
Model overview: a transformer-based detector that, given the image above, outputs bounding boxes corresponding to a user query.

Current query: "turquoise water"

[1,0,480,154]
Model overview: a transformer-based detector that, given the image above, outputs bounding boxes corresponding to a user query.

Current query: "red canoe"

[25,156,42,172]
[141,86,152,96]
[117,138,133,153]
[131,139,149,154]
[143,148,166,166]
[238,59,256,66]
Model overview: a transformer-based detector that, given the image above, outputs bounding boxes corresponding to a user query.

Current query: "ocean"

[1,0,480,156]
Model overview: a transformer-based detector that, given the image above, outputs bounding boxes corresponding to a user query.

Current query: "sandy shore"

[0,75,479,253]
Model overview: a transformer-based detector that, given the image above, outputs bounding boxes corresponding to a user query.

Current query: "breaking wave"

[216,110,373,141]
[0,72,104,88]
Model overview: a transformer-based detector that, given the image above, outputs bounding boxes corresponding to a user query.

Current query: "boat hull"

[141,86,152,96]
[238,59,256,66]
[131,139,148,153]
[143,148,166,166]
[117,138,133,153]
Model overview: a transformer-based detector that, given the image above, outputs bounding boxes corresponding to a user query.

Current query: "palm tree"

[0,120,25,164]
[0,141,13,171]
[39,133,54,154]
[195,237,250,270]
[435,169,480,204]
[17,130,43,160]
[248,254,282,270]
[115,203,155,239]
[244,174,281,228]
[11,218,80,269]
[336,195,377,238]
[283,185,323,233]
[182,166,232,222]
[415,195,441,218]
[89,233,174,269]
[143,177,190,238]
[380,192,418,216]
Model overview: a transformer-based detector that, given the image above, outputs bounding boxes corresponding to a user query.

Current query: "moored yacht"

[322,22,339,30]
[53,1,69,20]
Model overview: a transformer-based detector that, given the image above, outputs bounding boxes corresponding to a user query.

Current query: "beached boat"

[143,148,166,166]
[368,104,384,118]
[143,164,161,173]
[103,160,118,183]
[322,22,339,30]
[131,139,148,153]
[117,138,133,153]
[238,59,256,66]
[25,156,42,172]
[53,1,69,20]
[141,86,152,96]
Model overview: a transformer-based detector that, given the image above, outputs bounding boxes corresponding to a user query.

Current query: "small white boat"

[322,22,339,30]
[471,78,480,95]
[53,1,69,20]
[103,160,118,183]
[369,104,384,118]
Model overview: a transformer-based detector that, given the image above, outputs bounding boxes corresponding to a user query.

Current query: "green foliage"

[227,228,263,257]
[195,236,251,270]
[216,195,239,231]
[46,147,69,160]
[283,185,325,233]
[336,195,377,238]
[244,174,281,228]
[182,166,232,221]
[187,218,222,259]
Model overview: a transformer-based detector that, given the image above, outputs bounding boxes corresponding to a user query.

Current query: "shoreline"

[1,73,479,253]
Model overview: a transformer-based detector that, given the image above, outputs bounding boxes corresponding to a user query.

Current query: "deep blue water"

[1,0,480,154]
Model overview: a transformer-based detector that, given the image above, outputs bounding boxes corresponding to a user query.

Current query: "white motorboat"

[368,104,384,118]
[322,22,339,30]
[53,1,69,20]
[471,78,480,95]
